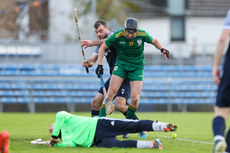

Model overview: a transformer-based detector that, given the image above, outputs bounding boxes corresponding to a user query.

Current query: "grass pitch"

[0,112,217,153]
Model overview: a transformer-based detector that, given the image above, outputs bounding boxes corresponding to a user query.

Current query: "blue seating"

[0,64,217,110]
[61,91,76,96]
[49,97,65,103]
[32,91,46,96]
[17,97,30,103]
[0,84,11,89]
[1,97,17,103]
[33,97,49,103]
[14,90,30,96]
[0,91,15,96]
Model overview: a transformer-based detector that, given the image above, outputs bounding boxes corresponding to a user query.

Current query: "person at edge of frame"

[212,10,230,153]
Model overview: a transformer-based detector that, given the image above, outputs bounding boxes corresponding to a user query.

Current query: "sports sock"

[91,110,99,117]
[212,116,225,138]
[152,121,166,131]
[136,141,153,148]
[123,111,139,120]
[99,104,106,117]
[126,105,137,119]
[225,128,230,152]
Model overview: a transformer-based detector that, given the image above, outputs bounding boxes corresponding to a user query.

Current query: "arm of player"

[98,42,108,65]
[50,111,73,146]
[53,141,77,147]
[151,37,169,59]
[213,29,230,85]
[95,42,109,78]
[82,54,98,68]
[81,39,106,49]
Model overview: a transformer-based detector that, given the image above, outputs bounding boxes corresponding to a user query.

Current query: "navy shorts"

[216,58,230,107]
[98,77,130,100]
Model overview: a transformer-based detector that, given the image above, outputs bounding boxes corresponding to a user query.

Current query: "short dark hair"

[94,19,107,29]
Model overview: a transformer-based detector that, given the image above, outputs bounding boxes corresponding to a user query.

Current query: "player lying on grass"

[47,111,177,149]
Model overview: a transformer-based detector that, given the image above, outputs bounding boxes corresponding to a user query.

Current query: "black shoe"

[122,134,129,139]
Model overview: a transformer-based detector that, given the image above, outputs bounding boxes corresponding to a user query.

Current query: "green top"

[105,29,153,68]
[52,111,98,147]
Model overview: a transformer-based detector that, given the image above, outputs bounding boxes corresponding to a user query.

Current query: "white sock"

[214,135,225,142]
[136,141,153,148]
[152,121,167,131]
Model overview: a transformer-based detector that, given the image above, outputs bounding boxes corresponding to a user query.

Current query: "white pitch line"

[158,135,213,145]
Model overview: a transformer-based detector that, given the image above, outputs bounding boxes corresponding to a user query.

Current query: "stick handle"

[31,140,49,145]
[100,74,107,104]
[74,8,89,73]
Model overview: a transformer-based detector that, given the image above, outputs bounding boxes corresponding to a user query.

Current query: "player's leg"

[125,68,149,138]
[212,107,230,153]
[0,131,9,153]
[95,118,177,142]
[92,78,111,117]
[213,72,230,153]
[126,81,142,119]
[114,97,128,113]
[125,67,143,120]
[115,97,139,119]
[105,75,124,114]
[114,97,139,138]
[98,78,112,117]
[95,137,163,149]
[213,74,230,153]
[114,82,139,138]
[91,93,104,117]
[114,81,139,119]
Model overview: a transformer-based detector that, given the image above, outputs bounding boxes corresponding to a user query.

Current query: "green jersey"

[105,29,153,68]
[52,111,98,147]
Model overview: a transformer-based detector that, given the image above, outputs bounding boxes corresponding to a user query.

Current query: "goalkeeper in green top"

[48,111,177,149]
[95,17,169,117]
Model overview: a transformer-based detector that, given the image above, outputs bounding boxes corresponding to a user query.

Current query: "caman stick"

[74,8,89,73]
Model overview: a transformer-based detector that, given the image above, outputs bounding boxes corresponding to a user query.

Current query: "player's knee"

[91,98,102,110]
[130,96,139,107]
[115,102,123,112]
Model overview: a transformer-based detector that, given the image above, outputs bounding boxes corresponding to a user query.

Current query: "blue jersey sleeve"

[223,10,230,29]
[94,46,99,55]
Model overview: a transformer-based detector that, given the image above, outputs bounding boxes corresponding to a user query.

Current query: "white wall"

[139,16,226,57]
[139,18,170,54]
[48,0,96,60]
[48,0,97,42]
[186,17,225,44]
[49,0,76,42]
[139,18,170,43]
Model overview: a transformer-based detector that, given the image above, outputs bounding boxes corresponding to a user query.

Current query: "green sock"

[126,106,136,119]
[99,104,106,117]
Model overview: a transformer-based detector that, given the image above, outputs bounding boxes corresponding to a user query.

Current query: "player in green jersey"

[95,17,169,118]
[47,111,177,149]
